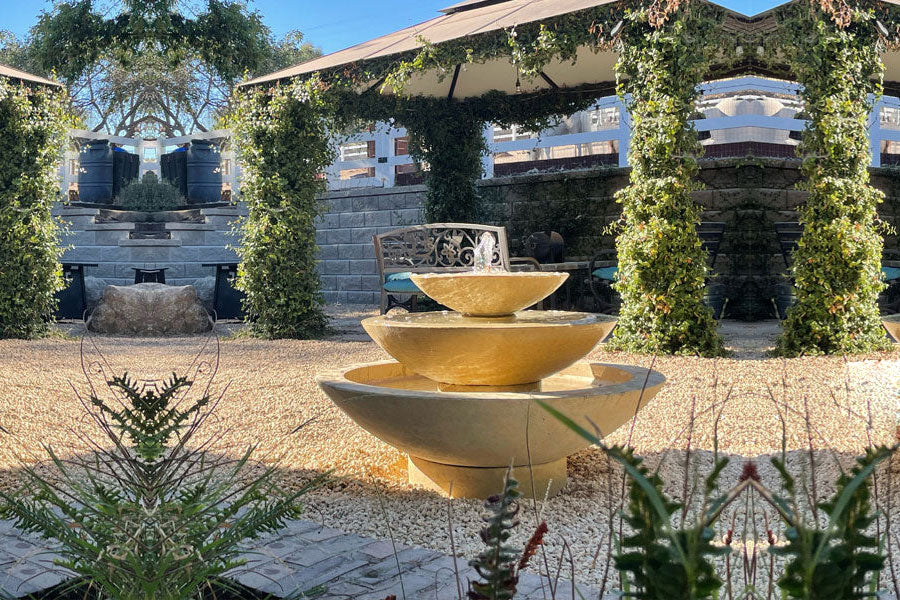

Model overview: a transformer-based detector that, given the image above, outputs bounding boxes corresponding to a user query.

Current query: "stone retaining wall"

[313,160,900,313]
[56,205,243,287]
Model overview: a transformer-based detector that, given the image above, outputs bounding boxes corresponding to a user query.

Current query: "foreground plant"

[467,471,547,600]
[0,343,324,600]
[766,447,891,599]
[539,398,896,599]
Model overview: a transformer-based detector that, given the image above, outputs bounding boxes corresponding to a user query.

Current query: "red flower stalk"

[518,521,549,572]
[739,461,761,482]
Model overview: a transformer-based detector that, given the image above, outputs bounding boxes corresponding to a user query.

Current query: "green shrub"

[608,2,726,356]
[775,1,891,355]
[116,171,184,212]
[230,80,333,338]
[0,77,70,338]
[0,352,324,600]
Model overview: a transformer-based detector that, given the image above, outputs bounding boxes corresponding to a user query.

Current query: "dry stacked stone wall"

[311,159,900,313]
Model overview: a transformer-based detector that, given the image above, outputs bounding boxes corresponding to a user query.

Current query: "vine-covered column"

[775,1,889,355]
[231,82,333,338]
[610,1,725,356]
[402,103,486,223]
[0,78,69,338]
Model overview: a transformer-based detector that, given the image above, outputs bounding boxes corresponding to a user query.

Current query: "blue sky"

[4,0,783,54]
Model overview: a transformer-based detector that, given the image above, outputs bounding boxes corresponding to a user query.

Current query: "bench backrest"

[373,223,510,278]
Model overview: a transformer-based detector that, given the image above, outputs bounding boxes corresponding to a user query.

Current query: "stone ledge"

[118,239,182,247]
[165,223,217,231]
[201,207,246,216]
[84,223,135,231]
[54,206,100,217]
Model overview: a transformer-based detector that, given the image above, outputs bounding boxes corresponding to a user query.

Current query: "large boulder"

[84,276,107,312]
[88,283,212,335]
[192,276,216,313]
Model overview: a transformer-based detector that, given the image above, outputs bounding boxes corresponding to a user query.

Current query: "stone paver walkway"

[0,518,608,599]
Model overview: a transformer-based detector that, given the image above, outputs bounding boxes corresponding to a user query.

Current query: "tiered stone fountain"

[318,235,665,498]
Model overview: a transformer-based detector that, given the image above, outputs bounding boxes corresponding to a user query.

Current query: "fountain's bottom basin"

[316,360,665,498]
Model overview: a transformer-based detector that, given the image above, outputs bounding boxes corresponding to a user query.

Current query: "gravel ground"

[1,306,899,592]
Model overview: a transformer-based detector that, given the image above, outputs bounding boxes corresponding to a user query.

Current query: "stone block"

[96,246,131,263]
[364,211,391,227]
[191,246,238,263]
[360,275,380,290]
[93,230,131,245]
[351,196,376,212]
[61,230,96,247]
[89,263,117,279]
[200,231,239,247]
[321,260,350,275]
[401,208,423,224]
[326,228,352,245]
[321,213,340,229]
[318,244,340,260]
[345,291,378,304]
[339,212,366,228]
[55,206,100,218]
[165,222,216,231]
[319,275,338,290]
[338,244,368,260]
[338,275,362,291]
[118,236,181,247]
[314,229,327,245]
[167,230,211,245]
[129,246,172,262]
[349,259,376,275]
[349,227,376,244]
[328,197,350,213]
[183,263,213,279]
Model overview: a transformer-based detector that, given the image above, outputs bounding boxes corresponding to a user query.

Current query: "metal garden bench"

[373,223,517,314]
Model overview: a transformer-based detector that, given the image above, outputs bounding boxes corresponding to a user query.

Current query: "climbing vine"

[330,87,610,223]
[230,80,333,338]
[775,0,891,355]
[608,0,726,356]
[0,77,71,338]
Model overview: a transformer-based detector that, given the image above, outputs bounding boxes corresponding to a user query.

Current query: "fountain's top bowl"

[409,271,568,317]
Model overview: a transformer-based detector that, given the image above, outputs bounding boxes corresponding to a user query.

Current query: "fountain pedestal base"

[408,455,566,499]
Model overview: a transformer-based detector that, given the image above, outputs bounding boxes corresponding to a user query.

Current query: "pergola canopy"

[241,0,622,95]
[0,63,61,88]
[243,0,900,99]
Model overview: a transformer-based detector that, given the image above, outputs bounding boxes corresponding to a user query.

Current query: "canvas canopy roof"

[243,0,900,98]
[241,0,622,95]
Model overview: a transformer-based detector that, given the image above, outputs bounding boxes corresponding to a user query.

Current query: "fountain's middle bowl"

[362,310,617,386]
[410,271,568,316]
